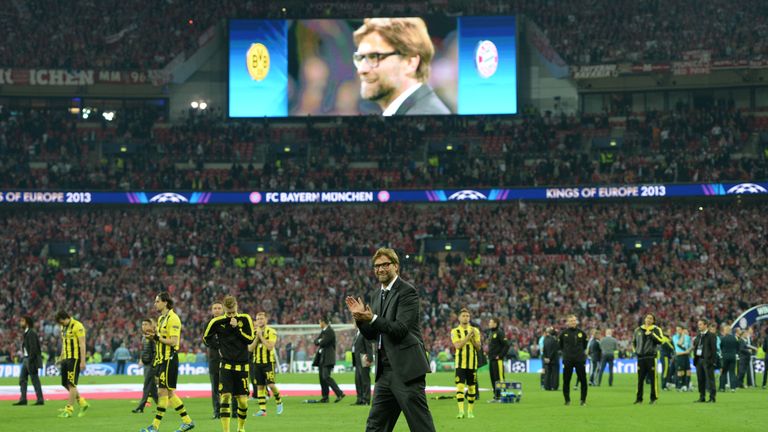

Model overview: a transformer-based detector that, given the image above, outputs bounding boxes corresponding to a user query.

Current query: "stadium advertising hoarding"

[571,55,768,79]
[1,359,763,378]
[0,362,348,378]
[228,16,518,117]
[0,68,167,86]
[0,182,767,206]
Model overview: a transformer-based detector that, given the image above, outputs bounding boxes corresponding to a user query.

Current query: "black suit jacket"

[542,335,560,362]
[314,325,337,367]
[352,331,373,368]
[23,328,43,369]
[720,334,739,360]
[358,276,431,382]
[693,331,717,366]
[588,337,602,360]
[393,85,451,116]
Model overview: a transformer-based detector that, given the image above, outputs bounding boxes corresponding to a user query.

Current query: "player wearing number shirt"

[451,308,481,419]
[55,311,90,418]
[248,311,283,416]
[140,292,195,432]
[203,296,255,432]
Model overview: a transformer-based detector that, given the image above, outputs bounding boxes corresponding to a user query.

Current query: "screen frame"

[226,15,520,119]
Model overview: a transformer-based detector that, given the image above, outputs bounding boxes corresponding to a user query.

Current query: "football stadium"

[1,1,767,431]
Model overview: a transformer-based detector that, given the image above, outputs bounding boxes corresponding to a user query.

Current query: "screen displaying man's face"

[355,32,403,103]
[228,16,517,117]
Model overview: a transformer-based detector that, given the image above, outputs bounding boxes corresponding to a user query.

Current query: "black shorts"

[253,363,276,386]
[675,355,691,371]
[220,367,250,396]
[455,368,477,387]
[60,358,80,388]
[155,355,180,389]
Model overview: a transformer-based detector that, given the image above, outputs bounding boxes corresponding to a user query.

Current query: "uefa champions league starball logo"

[726,183,768,194]
[475,40,499,79]
[149,192,189,203]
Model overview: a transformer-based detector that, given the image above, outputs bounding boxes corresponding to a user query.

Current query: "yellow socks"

[467,385,476,413]
[152,396,169,429]
[220,394,232,432]
[169,394,192,424]
[456,383,465,413]
[236,396,248,430]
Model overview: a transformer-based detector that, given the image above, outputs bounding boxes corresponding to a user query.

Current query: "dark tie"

[378,290,389,349]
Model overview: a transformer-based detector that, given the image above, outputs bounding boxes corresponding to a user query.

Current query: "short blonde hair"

[353,18,434,82]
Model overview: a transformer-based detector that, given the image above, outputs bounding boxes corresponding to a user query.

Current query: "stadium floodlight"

[199,102,208,110]
[102,111,115,121]
[190,101,199,109]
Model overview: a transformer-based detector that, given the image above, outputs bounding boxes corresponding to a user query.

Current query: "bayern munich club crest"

[475,40,499,79]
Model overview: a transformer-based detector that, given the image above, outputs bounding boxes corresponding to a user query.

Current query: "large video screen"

[229,16,517,117]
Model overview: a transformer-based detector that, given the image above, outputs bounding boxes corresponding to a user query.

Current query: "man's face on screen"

[355,32,402,104]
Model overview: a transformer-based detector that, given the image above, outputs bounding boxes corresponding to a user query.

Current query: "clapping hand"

[345,297,373,322]
[230,317,238,327]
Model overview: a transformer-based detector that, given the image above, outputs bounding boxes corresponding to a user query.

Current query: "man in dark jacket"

[132,318,159,413]
[486,317,509,400]
[736,328,757,388]
[346,247,436,431]
[558,315,588,405]
[718,324,739,392]
[352,322,373,405]
[587,329,602,386]
[632,314,664,404]
[763,329,768,389]
[14,316,45,406]
[693,318,717,403]
[314,317,345,403]
[542,327,560,391]
[206,302,224,418]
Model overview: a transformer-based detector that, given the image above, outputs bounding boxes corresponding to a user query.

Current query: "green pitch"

[0,373,763,431]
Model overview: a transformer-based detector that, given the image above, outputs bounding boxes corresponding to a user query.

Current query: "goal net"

[271,324,357,373]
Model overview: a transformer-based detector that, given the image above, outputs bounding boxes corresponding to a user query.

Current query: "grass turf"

[0,372,764,431]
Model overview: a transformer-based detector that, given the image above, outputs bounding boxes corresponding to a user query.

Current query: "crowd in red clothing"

[1,201,765,364]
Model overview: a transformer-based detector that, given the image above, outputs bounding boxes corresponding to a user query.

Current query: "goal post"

[271,324,357,373]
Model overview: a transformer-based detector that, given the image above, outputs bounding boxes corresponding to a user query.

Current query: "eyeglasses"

[373,262,394,270]
[353,51,400,68]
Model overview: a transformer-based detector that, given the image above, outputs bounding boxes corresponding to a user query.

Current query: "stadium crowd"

[1,0,766,70]
[1,105,764,191]
[1,201,765,365]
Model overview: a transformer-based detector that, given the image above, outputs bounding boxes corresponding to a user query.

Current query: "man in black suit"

[346,247,436,432]
[587,328,601,386]
[693,318,717,403]
[352,322,373,405]
[207,302,224,418]
[353,18,451,116]
[132,318,159,413]
[718,324,739,392]
[14,316,45,406]
[314,317,345,403]
[542,327,560,391]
